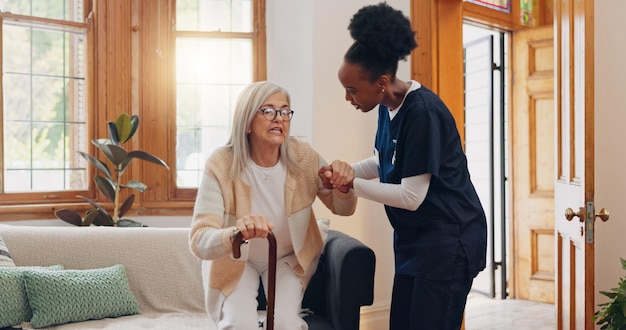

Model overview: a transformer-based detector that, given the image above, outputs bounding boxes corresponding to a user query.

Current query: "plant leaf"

[83,209,100,226]
[117,219,144,227]
[127,150,169,170]
[54,209,83,226]
[115,113,133,144]
[92,211,114,226]
[127,115,139,142]
[119,194,135,218]
[108,121,119,145]
[77,195,107,214]
[77,151,112,179]
[118,151,169,176]
[96,144,128,166]
[594,258,626,329]
[122,180,147,192]
[94,175,116,202]
[119,156,133,176]
[93,144,113,164]
[601,291,619,299]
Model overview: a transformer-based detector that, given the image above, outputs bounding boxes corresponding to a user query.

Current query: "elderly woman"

[189,81,357,329]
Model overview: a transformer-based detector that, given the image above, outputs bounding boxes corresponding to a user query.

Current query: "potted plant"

[55,113,169,227]
[594,258,626,329]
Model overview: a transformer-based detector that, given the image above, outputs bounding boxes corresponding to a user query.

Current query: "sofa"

[0,225,375,329]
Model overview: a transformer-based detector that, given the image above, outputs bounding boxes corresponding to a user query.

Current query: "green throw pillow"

[23,264,141,328]
[0,265,64,328]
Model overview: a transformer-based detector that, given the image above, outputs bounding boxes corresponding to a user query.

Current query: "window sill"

[0,201,194,222]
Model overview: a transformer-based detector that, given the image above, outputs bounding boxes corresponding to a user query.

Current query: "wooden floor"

[464,292,556,330]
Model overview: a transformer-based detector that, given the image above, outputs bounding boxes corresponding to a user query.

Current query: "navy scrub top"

[375,85,487,280]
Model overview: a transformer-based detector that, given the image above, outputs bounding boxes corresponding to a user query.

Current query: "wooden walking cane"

[232,230,277,330]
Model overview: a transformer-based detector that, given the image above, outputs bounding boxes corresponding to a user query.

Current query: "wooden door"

[511,25,555,303]
[553,0,596,328]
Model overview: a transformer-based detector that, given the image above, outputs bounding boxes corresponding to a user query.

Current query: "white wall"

[594,0,626,320]
[266,1,410,327]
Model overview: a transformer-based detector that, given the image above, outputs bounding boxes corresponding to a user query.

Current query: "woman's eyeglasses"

[257,107,294,121]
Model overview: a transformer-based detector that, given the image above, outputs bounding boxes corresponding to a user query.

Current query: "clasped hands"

[233,160,352,242]
[318,160,354,193]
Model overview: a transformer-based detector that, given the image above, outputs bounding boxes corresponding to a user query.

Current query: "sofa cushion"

[0,233,15,267]
[0,265,64,328]
[23,264,140,328]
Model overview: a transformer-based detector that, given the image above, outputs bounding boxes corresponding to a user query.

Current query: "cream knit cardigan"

[189,139,357,323]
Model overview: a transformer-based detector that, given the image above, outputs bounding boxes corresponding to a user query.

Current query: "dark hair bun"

[348,2,417,62]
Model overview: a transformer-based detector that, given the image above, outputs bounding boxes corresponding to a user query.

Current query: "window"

[1,1,91,201]
[0,0,265,219]
[174,0,264,191]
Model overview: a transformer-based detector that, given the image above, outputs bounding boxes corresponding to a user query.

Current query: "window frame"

[0,2,96,210]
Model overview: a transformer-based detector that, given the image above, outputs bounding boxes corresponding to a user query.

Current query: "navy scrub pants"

[389,251,473,330]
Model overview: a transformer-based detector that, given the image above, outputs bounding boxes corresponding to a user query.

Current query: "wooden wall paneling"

[94,0,134,207]
[437,0,464,141]
[98,0,133,129]
[411,0,435,90]
[254,0,267,81]
[137,0,172,208]
[411,0,464,142]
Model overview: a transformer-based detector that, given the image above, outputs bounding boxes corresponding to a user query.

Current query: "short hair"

[226,81,297,179]
[344,2,417,82]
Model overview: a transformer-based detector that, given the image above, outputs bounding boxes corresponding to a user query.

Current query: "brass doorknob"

[564,208,582,221]
[564,207,609,222]
[596,208,610,222]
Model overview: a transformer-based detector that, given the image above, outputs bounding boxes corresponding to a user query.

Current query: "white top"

[241,160,293,266]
